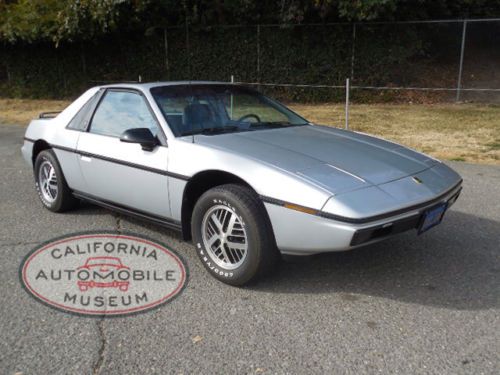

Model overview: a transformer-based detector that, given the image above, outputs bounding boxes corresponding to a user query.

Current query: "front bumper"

[264,183,462,256]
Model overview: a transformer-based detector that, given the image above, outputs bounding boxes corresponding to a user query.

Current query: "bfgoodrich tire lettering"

[34,149,78,212]
[191,184,279,286]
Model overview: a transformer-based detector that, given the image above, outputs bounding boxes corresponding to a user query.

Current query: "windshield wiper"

[249,121,293,128]
[182,125,239,136]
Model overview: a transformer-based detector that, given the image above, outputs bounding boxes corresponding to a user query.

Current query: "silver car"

[22,82,462,285]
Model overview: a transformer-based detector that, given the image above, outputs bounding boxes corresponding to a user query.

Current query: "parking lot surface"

[0,124,499,374]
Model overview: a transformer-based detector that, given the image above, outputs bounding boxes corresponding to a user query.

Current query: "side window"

[89,91,160,138]
[67,91,102,131]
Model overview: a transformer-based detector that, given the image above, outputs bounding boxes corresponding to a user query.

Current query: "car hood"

[195,125,437,195]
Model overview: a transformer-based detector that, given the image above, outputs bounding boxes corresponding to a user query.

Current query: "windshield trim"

[182,122,309,137]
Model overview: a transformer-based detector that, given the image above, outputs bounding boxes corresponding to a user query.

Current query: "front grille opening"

[372,225,393,239]
[350,214,421,246]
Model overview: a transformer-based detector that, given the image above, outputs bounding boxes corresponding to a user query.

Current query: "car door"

[76,89,171,219]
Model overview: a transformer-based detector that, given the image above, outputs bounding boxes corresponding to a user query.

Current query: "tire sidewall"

[34,150,64,211]
[192,190,263,285]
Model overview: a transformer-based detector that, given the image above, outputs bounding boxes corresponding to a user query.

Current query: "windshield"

[150,84,308,137]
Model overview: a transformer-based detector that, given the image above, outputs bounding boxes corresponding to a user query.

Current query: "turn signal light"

[283,203,318,215]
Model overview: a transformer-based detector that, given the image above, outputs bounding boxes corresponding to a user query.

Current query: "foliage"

[0,0,64,43]
[0,1,499,101]
[0,23,429,100]
[1,1,499,44]
[0,0,148,44]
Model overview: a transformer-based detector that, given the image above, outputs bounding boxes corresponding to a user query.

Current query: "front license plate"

[418,203,448,234]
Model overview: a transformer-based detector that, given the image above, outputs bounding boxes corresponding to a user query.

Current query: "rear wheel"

[34,149,78,212]
[191,184,279,286]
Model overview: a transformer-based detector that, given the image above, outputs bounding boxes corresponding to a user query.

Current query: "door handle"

[80,155,92,162]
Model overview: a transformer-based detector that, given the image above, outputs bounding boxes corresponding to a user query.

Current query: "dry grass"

[0,98,70,126]
[1,98,498,164]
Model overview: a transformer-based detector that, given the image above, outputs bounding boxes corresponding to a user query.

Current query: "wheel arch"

[31,139,51,165]
[180,170,257,240]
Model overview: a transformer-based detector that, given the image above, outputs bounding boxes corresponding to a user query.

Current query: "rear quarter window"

[67,91,103,131]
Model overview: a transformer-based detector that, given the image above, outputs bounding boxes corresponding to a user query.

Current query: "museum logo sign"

[20,232,187,316]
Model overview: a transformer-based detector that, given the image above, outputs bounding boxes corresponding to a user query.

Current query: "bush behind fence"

[0,20,498,102]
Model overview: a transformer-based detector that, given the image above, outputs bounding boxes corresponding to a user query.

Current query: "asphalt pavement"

[0,123,499,374]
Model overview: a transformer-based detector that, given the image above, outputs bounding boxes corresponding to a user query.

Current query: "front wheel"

[191,184,279,286]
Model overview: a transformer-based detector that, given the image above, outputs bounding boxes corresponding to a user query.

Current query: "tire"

[191,184,279,286]
[34,149,78,212]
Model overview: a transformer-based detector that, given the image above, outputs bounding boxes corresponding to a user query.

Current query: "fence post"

[456,20,467,102]
[5,62,11,83]
[350,23,356,80]
[345,78,350,130]
[80,42,87,76]
[230,75,234,119]
[185,17,191,77]
[164,28,169,78]
[257,24,261,82]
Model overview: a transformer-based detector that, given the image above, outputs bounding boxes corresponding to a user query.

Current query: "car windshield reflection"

[150,84,308,137]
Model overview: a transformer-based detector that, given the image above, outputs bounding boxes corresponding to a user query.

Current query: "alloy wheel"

[38,160,58,203]
[201,205,248,270]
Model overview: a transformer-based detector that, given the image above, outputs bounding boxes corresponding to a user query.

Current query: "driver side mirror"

[120,128,159,151]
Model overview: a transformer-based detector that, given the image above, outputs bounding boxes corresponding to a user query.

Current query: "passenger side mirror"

[120,128,159,151]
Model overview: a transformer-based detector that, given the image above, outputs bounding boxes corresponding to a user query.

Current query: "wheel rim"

[38,160,58,203]
[201,205,248,270]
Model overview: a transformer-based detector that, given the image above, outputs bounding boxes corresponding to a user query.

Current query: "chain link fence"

[158,18,500,104]
[1,18,499,102]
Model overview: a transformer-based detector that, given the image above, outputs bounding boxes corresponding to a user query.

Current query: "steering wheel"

[237,114,261,123]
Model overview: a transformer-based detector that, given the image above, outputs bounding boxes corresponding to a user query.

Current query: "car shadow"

[74,205,499,311]
[251,210,500,311]
[71,200,111,215]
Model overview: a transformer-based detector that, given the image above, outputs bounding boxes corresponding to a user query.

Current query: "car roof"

[98,80,232,90]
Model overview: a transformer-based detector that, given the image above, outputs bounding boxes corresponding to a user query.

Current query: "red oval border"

[21,233,187,316]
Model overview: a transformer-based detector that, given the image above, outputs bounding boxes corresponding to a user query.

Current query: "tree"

[1,0,499,44]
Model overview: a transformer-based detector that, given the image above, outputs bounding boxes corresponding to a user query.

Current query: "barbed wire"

[235,82,346,89]
[162,17,500,29]
[86,79,500,93]
[237,82,500,92]
[90,18,500,100]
